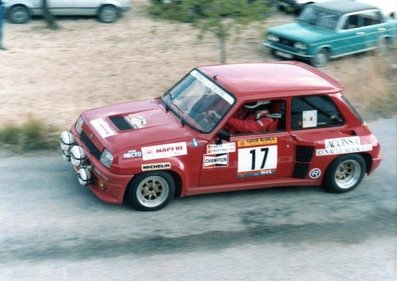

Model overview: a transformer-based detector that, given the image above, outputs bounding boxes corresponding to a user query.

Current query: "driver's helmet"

[244,100,271,110]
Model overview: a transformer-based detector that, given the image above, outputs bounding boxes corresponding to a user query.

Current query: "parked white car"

[4,0,131,24]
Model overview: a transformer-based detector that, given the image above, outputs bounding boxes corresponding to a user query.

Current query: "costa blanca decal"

[142,162,171,171]
[90,118,115,138]
[237,145,277,177]
[142,142,187,161]
[203,154,228,168]
[124,114,147,129]
[309,168,321,179]
[206,142,236,155]
[237,137,277,148]
[123,150,142,159]
[316,136,372,156]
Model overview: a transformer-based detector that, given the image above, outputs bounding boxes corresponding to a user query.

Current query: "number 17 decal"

[238,145,277,173]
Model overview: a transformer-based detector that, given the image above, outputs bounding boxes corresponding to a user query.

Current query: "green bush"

[0,118,59,152]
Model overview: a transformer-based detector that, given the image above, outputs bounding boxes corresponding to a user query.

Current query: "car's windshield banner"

[190,70,234,105]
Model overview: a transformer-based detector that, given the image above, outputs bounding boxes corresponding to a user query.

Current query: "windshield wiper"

[161,91,171,112]
[170,102,185,127]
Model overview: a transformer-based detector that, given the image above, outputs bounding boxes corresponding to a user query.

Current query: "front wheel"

[323,154,366,193]
[126,172,175,211]
[310,48,329,67]
[8,5,30,24]
[97,5,118,23]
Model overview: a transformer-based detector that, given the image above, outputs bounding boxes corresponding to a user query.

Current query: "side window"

[291,96,344,130]
[225,99,286,135]
[358,11,383,27]
[343,15,359,30]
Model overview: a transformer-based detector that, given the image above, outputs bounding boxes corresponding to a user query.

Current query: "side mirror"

[216,129,230,144]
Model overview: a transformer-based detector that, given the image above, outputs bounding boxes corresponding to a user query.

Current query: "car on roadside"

[265,1,397,67]
[60,62,382,211]
[277,0,330,14]
[4,0,131,24]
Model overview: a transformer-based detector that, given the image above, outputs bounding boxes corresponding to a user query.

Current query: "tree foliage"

[149,0,270,63]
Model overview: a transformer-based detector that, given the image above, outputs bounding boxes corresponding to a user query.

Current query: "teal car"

[264,1,397,67]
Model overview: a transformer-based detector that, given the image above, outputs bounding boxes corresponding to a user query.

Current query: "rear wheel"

[126,172,175,211]
[8,5,30,24]
[376,37,391,55]
[323,154,366,193]
[97,5,118,23]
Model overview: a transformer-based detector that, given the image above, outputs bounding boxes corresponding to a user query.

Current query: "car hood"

[269,22,336,43]
[81,99,194,153]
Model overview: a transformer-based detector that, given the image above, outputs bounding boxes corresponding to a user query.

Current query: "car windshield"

[298,6,340,31]
[161,70,235,133]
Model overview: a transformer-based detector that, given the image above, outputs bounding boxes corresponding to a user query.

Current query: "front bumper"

[60,130,132,204]
[264,41,312,60]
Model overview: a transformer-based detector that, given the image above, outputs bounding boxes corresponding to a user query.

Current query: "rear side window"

[291,95,344,130]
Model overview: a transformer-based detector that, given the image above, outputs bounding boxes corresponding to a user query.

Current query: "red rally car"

[60,62,382,211]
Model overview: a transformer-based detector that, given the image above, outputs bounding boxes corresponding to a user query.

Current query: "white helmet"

[244,100,271,109]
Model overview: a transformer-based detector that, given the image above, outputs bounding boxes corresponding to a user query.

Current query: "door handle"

[356,32,365,35]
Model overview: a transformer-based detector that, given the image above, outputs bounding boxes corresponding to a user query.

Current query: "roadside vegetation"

[0,117,59,152]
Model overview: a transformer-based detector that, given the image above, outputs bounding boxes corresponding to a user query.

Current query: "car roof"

[311,0,377,14]
[197,61,343,100]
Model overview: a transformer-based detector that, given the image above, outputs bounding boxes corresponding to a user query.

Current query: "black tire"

[97,5,118,23]
[310,48,329,67]
[7,5,30,24]
[126,172,175,211]
[323,154,366,193]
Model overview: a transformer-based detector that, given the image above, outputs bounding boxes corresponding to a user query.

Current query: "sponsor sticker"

[237,145,278,177]
[124,114,147,129]
[190,70,234,105]
[316,136,372,156]
[309,168,321,179]
[142,142,187,161]
[203,154,228,168]
[190,138,201,148]
[237,169,275,178]
[90,118,115,138]
[302,110,317,128]
[237,137,277,147]
[142,162,171,171]
[206,142,236,155]
[123,150,142,159]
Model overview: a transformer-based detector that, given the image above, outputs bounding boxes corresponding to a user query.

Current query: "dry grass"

[0,0,395,132]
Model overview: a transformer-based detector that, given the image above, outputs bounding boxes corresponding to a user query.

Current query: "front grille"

[80,131,101,160]
[279,37,295,47]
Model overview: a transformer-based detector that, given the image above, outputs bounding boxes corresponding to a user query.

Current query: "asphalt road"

[0,118,396,281]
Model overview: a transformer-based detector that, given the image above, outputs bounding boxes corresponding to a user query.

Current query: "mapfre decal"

[316,136,372,156]
[142,142,187,161]
[203,154,228,168]
[142,162,171,171]
[90,118,115,138]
